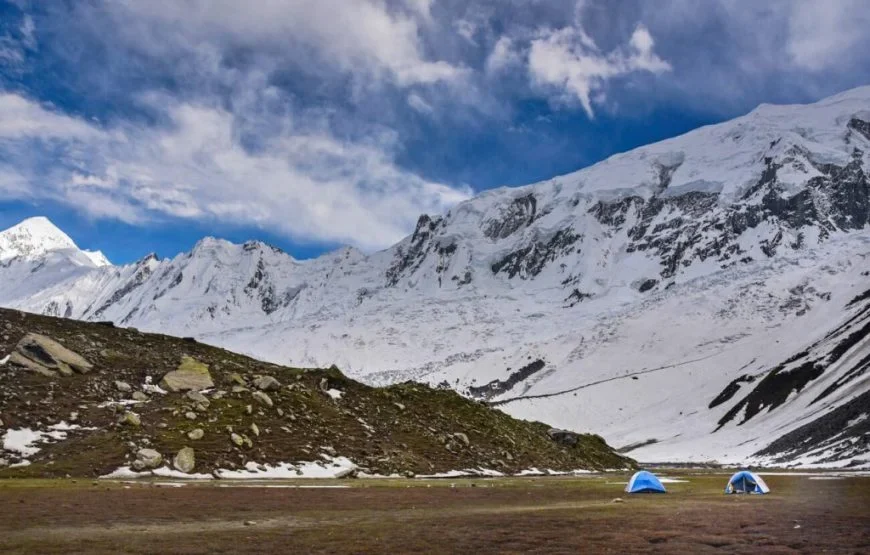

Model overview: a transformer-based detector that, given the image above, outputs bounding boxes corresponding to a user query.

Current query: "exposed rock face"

[159,356,214,392]
[173,447,195,473]
[10,333,93,376]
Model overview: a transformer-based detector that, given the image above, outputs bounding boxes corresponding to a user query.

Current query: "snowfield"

[2,86,870,467]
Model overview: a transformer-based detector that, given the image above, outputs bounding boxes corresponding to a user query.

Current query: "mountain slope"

[2,86,870,468]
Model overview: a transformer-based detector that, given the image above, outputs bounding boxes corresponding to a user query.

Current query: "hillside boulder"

[12,333,93,376]
[159,356,214,392]
[548,428,580,447]
[254,376,281,391]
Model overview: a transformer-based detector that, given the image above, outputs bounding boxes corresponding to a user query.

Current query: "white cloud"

[528,23,670,117]
[0,92,471,250]
[407,92,434,114]
[0,94,102,140]
[108,0,464,88]
[485,37,522,74]
[786,0,870,71]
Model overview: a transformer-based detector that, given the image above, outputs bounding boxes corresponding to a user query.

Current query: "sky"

[1,0,869,264]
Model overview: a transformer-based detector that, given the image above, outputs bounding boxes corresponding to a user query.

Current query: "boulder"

[173,447,196,473]
[131,391,149,402]
[115,381,132,393]
[120,411,141,427]
[13,333,94,376]
[251,391,273,408]
[8,352,57,377]
[136,448,163,469]
[254,376,281,391]
[159,356,214,392]
[547,428,580,447]
[187,428,204,441]
[185,411,197,420]
[230,433,245,447]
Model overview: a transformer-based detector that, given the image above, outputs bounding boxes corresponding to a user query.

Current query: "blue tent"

[725,471,770,494]
[625,470,667,493]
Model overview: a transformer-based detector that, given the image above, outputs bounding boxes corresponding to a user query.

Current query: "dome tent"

[725,470,770,494]
[625,470,667,493]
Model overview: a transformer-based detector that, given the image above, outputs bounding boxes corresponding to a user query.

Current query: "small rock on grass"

[187,428,204,440]
[120,411,141,427]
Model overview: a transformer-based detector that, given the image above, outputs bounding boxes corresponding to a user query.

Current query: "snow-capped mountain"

[2,86,870,468]
[0,216,110,267]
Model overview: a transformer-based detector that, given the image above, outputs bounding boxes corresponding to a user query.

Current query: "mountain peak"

[0,217,111,266]
[0,217,76,259]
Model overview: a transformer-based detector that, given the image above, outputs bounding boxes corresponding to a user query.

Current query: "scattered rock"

[114,381,132,393]
[229,373,246,386]
[245,404,253,415]
[254,376,281,391]
[136,448,163,469]
[159,356,214,392]
[187,428,204,441]
[185,391,210,407]
[173,447,196,473]
[252,391,273,408]
[453,432,470,446]
[250,423,260,437]
[131,391,149,402]
[611,498,624,504]
[394,402,406,411]
[230,433,245,447]
[120,411,141,427]
[185,411,197,421]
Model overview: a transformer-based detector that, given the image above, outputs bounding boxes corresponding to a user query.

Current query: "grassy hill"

[0,308,632,478]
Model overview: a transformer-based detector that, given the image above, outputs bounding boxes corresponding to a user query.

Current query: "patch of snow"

[325,389,343,400]
[101,466,214,480]
[217,457,358,479]
[0,354,9,366]
[2,428,68,457]
[97,399,144,408]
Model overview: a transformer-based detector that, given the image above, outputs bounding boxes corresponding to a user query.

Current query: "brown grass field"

[0,472,868,554]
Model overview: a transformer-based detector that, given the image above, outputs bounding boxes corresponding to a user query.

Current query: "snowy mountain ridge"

[2,86,870,468]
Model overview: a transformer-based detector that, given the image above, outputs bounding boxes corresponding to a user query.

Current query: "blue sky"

[1,0,869,264]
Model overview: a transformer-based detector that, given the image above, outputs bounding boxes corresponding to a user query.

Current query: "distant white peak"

[82,250,111,267]
[0,217,78,261]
